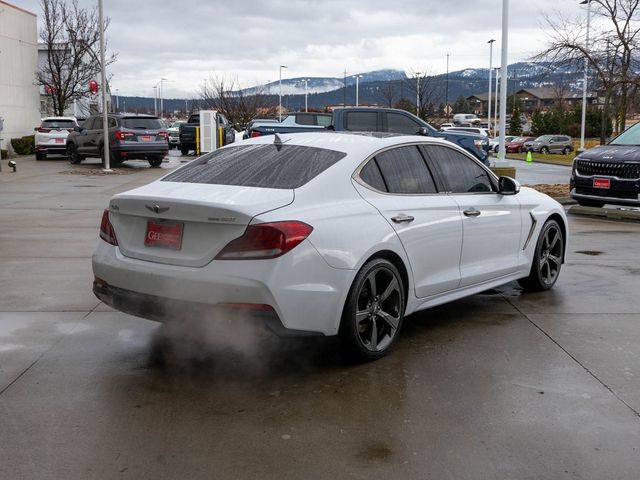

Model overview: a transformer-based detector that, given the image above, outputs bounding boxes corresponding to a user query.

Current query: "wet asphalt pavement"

[1,153,639,479]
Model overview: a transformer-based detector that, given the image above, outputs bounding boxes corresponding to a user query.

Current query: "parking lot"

[1,154,639,479]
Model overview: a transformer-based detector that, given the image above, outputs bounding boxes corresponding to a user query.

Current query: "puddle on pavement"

[575,250,604,256]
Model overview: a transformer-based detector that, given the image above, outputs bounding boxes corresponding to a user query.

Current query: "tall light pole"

[153,85,158,116]
[159,77,167,120]
[445,53,450,119]
[494,68,500,138]
[115,88,119,112]
[354,74,363,107]
[579,0,592,152]
[415,72,422,117]
[279,65,288,121]
[304,78,310,112]
[98,0,111,172]
[487,39,496,136]
[497,0,510,162]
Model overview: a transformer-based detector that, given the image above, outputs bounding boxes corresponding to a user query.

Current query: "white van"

[453,113,481,125]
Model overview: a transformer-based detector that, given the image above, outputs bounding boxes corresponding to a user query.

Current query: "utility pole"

[98,0,111,172]
[445,53,450,120]
[279,65,287,121]
[343,69,347,107]
[416,73,422,117]
[353,74,363,107]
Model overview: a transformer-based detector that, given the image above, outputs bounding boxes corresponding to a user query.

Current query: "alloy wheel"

[538,224,563,287]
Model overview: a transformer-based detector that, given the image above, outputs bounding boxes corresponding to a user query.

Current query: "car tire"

[518,147,523,153]
[180,146,189,156]
[67,144,82,164]
[148,157,163,168]
[35,152,45,161]
[563,146,571,155]
[540,146,549,154]
[518,219,564,292]
[340,258,405,361]
[577,200,605,208]
[494,145,499,153]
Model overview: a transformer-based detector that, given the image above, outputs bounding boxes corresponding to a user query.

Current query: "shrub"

[1,149,8,159]
[10,135,35,155]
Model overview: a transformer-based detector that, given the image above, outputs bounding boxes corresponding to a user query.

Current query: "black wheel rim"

[354,267,402,352]
[539,225,563,286]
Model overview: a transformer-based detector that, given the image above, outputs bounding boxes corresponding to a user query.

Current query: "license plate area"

[144,220,183,250]
[593,178,610,189]
[140,135,152,141]
[55,138,64,144]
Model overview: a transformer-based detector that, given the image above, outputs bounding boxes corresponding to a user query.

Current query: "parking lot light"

[354,74,363,107]
[579,0,592,153]
[279,65,288,121]
[304,78,310,112]
[487,39,496,136]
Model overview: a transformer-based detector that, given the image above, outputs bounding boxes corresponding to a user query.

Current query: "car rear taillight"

[37,127,51,133]
[99,209,118,246]
[157,131,169,138]
[215,221,313,260]
[250,131,262,138]
[114,131,134,140]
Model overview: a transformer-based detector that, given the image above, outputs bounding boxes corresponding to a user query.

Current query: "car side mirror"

[498,176,520,195]
[418,126,429,136]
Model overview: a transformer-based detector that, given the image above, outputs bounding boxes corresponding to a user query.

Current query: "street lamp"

[415,72,422,117]
[279,65,288,121]
[494,68,500,138]
[579,0,592,152]
[159,77,168,119]
[353,74,363,107]
[445,53,450,119]
[115,88,119,112]
[497,0,510,163]
[153,85,158,116]
[487,39,496,136]
[304,78,311,112]
[97,0,111,172]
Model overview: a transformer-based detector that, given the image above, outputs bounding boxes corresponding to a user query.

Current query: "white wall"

[0,1,40,151]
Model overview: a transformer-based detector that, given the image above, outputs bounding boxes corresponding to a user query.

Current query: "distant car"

[246,112,333,139]
[443,126,492,137]
[525,135,573,155]
[242,117,279,140]
[34,117,78,160]
[453,113,481,125]
[167,121,185,148]
[488,135,517,153]
[66,114,169,167]
[92,132,567,360]
[505,136,536,153]
[570,122,640,208]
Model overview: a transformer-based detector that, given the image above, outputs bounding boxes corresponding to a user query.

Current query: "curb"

[555,196,577,206]
[567,205,640,222]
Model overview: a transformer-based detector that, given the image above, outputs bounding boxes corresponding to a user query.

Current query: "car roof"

[42,117,76,121]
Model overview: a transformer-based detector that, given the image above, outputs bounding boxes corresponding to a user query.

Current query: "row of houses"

[467,87,600,115]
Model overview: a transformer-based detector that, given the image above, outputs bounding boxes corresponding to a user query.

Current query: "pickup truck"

[179,112,235,155]
[246,112,333,139]
[247,108,489,165]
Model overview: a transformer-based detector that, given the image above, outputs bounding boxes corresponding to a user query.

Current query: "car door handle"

[463,208,481,217]
[391,214,415,223]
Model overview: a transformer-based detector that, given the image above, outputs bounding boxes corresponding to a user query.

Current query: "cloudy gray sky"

[15,0,588,98]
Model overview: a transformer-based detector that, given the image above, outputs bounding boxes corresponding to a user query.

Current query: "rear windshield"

[121,118,163,130]
[42,119,76,129]
[162,144,346,189]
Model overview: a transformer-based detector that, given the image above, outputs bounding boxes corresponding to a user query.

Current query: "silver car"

[525,135,573,155]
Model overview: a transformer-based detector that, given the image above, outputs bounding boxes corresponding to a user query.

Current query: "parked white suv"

[453,113,481,125]
[34,117,78,160]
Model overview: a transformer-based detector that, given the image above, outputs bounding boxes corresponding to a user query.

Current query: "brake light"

[215,221,313,260]
[99,209,118,246]
[37,127,51,133]
[114,131,134,140]
[250,131,262,138]
[157,131,169,138]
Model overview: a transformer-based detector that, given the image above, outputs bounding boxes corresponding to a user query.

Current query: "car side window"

[295,114,314,125]
[359,159,388,192]
[344,112,377,131]
[421,145,494,194]
[371,146,437,194]
[386,113,421,134]
[108,117,117,128]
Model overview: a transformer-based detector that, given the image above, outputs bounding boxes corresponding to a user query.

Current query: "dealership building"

[0,1,40,152]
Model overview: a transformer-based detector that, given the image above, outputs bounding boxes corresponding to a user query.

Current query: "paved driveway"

[1,154,638,480]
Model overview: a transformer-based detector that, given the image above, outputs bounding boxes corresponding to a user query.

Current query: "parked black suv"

[570,123,640,207]
[66,114,169,167]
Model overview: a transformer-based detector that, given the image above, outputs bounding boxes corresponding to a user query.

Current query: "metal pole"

[497,0,510,162]
[304,79,309,112]
[356,76,359,107]
[416,73,421,117]
[579,0,592,152]
[494,68,500,139]
[153,86,157,116]
[115,88,119,112]
[98,0,111,171]
[159,78,167,120]
[487,39,495,136]
[279,65,287,121]
[445,53,450,119]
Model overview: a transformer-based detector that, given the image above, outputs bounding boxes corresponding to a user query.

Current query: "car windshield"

[170,122,184,128]
[121,118,163,130]
[535,135,552,142]
[162,144,346,189]
[41,119,76,129]
[610,123,640,145]
[513,137,528,142]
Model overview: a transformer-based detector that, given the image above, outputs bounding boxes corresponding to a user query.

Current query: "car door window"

[344,111,378,131]
[295,114,314,125]
[108,117,117,128]
[369,146,437,194]
[83,117,95,130]
[386,113,421,134]
[421,145,494,193]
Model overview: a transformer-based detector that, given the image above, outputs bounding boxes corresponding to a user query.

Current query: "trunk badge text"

[146,204,170,214]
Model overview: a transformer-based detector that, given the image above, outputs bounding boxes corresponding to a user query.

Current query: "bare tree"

[406,69,443,123]
[535,0,640,140]
[200,75,275,128]
[37,0,117,116]
[378,80,399,107]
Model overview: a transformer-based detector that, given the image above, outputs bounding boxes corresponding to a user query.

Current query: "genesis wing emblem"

[145,204,170,214]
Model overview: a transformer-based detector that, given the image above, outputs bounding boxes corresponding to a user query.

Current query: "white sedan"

[93,132,568,360]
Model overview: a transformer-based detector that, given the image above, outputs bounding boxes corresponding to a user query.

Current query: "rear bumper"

[111,144,168,159]
[36,144,67,154]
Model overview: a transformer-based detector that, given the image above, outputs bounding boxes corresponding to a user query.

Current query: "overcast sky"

[15,0,588,98]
